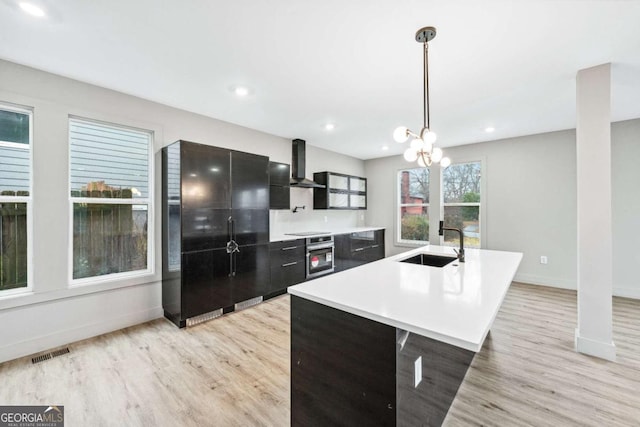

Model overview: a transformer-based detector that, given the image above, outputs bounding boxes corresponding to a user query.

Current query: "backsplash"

[269,188,365,236]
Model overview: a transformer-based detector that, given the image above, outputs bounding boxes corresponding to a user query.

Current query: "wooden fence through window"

[0,202,27,290]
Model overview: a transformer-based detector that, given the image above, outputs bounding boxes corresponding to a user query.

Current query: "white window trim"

[67,116,155,288]
[0,140,31,150]
[396,168,430,247]
[439,158,486,249]
[0,102,33,296]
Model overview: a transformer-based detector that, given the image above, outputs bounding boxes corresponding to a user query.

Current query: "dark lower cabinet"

[233,244,271,303]
[335,229,385,272]
[291,296,475,427]
[181,249,231,319]
[269,239,305,296]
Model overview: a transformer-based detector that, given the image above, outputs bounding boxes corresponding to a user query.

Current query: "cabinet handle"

[372,245,379,248]
[281,246,298,251]
[282,261,298,267]
[354,247,365,252]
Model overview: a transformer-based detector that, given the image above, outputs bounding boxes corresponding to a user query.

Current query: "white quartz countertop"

[288,245,523,352]
[270,226,385,242]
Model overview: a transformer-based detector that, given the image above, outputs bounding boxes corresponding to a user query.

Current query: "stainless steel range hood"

[290,139,325,188]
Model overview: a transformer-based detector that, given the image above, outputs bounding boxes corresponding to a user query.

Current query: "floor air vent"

[31,347,70,364]
[186,308,223,327]
[235,296,263,311]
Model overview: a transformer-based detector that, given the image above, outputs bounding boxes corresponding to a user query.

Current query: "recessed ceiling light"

[234,86,249,97]
[485,126,495,133]
[382,146,389,151]
[19,2,45,17]
[324,123,335,131]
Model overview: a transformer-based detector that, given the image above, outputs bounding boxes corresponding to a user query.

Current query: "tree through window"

[398,168,430,243]
[442,162,481,248]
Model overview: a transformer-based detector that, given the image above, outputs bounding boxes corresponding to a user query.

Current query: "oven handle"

[307,242,335,251]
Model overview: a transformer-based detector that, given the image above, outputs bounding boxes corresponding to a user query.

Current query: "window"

[69,118,152,282]
[0,104,32,293]
[442,161,481,248]
[398,168,430,243]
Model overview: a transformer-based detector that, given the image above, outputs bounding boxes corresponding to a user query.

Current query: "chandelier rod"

[423,41,430,131]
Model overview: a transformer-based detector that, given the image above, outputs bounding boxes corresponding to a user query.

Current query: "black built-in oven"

[306,235,335,279]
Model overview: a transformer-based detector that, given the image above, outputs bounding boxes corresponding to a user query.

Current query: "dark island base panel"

[397,329,474,426]
[291,296,397,426]
[290,296,475,427]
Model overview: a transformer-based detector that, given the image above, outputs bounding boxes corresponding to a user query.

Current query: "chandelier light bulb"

[440,157,451,168]
[404,148,418,162]
[410,138,424,151]
[417,154,428,168]
[423,139,433,154]
[423,130,437,144]
[393,126,409,143]
[431,147,443,163]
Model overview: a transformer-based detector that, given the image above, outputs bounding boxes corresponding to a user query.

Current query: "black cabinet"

[313,172,367,210]
[233,244,271,303]
[335,229,385,272]
[233,151,270,210]
[269,239,306,295]
[181,143,231,210]
[269,161,290,210]
[181,249,231,319]
[162,140,270,327]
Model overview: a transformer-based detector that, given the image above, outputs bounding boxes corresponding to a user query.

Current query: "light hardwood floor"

[1,283,639,426]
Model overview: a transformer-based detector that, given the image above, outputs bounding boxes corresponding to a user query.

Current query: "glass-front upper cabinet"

[329,174,349,191]
[313,172,367,210]
[349,177,366,193]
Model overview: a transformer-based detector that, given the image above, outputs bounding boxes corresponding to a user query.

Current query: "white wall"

[365,120,640,298]
[0,59,364,363]
[612,119,640,298]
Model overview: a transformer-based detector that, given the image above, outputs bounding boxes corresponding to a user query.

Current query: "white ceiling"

[1,0,640,160]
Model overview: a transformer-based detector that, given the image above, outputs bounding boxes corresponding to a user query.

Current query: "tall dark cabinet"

[268,161,290,209]
[162,140,270,327]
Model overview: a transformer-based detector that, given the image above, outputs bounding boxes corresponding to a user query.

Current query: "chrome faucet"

[439,221,465,262]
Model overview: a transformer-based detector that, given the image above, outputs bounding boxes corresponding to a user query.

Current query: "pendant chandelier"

[393,26,451,168]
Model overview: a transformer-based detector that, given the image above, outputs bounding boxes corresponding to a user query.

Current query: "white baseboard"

[612,286,640,299]
[0,306,163,364]
[514,274,576,290]
[575,328,616,361]
[515,274,640,300]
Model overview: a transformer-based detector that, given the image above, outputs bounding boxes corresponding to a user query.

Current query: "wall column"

[575,63,615,360]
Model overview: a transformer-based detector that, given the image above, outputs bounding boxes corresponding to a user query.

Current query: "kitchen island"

[288,245,522,426]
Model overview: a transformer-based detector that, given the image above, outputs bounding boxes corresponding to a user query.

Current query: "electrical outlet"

[414,356,422,387]
[540,256,548,265]
[324,216,328,223]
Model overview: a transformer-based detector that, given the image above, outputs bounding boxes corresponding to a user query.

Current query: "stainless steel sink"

[399,253,457,268]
